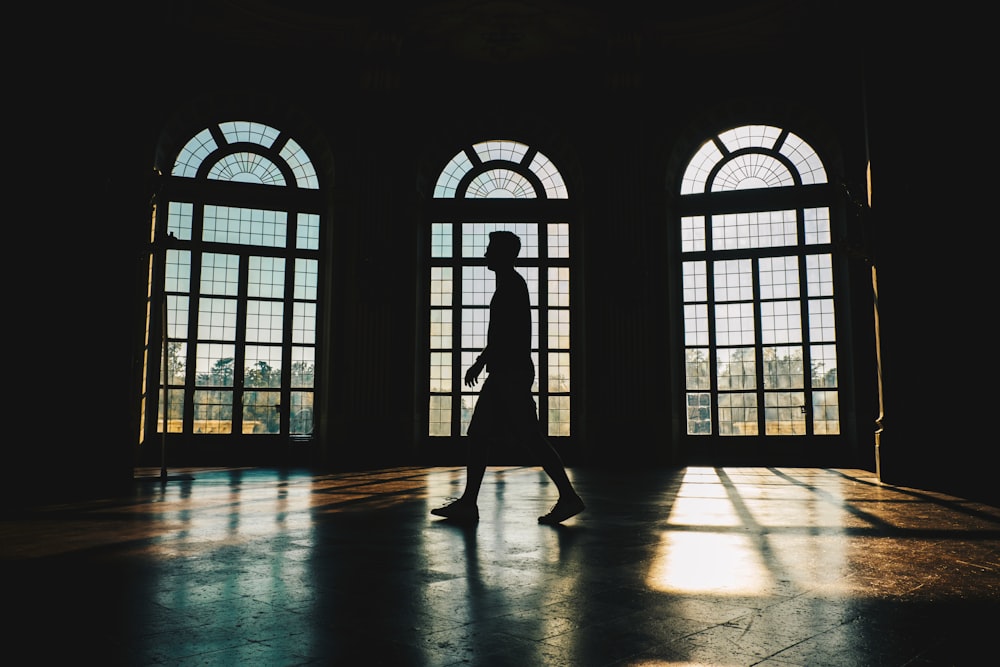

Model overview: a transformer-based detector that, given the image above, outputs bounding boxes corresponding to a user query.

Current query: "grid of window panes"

[680,126,839,437]
[429,221,570,437]
[149,121,319,441]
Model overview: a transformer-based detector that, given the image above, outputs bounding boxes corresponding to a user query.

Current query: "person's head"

[485,231,521,270]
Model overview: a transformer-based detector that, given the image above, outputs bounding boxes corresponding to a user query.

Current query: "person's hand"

[465,358,485,387]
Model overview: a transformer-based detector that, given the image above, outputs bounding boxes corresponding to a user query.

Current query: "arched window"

[678,125,840,437]
[140,120,322,448]
[427,139,572,438]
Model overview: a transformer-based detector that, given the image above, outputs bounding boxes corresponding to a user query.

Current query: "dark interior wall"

[9,2,994,507]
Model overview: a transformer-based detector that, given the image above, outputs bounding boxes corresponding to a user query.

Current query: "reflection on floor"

[3,465,998,666]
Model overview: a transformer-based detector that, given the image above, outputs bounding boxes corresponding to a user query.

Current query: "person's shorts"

[467,370,540,439]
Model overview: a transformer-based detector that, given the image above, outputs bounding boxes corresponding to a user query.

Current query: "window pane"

[810,344,838,389]
[246,300,283,343]
[719,393,757,435]
[243,390,280,433]
[201,253,240,296]
[686,392,712,434]
[293,302,315,344]
[764,391,806,435]
[244,345,282,389]
[685,349,710,391]
[717,348,756,390]
[294,258,318,300]
[193,389,233,433]
[203,205,287,247]
[291,347,315,388]
[763,346,804,390]
[430,352,452,392]
[760,300,802,345]
[297,213,320,250]
[548,396,570,436]
[290,392,314,434]
[429,395,452,436]
[198,298,238,340]
[812,391,840,434]
[430,309,453,349]
[759,256,800,300]
[248,256,285,298]
[715,303,755,346]
[548,352,570,392]
[195,343,235,387]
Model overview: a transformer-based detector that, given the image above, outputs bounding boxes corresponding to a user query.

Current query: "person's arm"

[465,349,487,387]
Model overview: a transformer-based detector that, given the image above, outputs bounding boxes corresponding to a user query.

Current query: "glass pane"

[806,254,834,297]
[248,256,285,298]
[548,267,569,307]
[243,390,280,434]
[759,256,800,299]
[462,223,540,258]
[763,346,804,390]
[547,223,569,258]
[548,396,570,436]
[459,394,478,436]
[429,395,452,436]
[201,253,240,296]
[760,300,802,345]
[547,309,569,349]
[430,309,452,349]
[714,303,755,346]
[163,341,187,384]
[166,249,191,292]
[808,299,836,342]
[208,152,286,186]
[166,295,189,339]
[764,391,806,435]
[686,392,712,434]
[291,347,315,388]
[714,259,753,301]
[683,260,707,302]
[684,304,709,346]
[293,302,315,344]
[280,137,320,189]
[810,344,838,389]
[712,155,793,191]
[431,223,453,258]
[717,348,756,390]
[804,208,831,245]
[197,298,238,340]
[712,210,797,250]
[244,345,282,389]
[167,201,193,241]
[294,258,318,300]
[461,308,488,351]
[462,266,493,305]
[290,391,314,434]
[466,169,536,198]
[296,213,320,250]
[246,300,283,343]
[812,391,840,434]
[548,352,570,392]
[195,343,235,387]
[202,205,287,248]
[156,388,185,433]
[430,267,453,307]
[193,389,233,433]
[430,352,452,392]
[685,349,710,391]
[719,392,757,435]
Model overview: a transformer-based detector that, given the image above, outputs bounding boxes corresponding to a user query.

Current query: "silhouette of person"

[432,230,585,525]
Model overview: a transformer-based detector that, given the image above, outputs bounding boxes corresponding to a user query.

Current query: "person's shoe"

[538,495,585,524]
[431,499,479,523]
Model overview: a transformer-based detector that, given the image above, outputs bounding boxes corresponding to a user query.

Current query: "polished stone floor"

[3,465,998,666]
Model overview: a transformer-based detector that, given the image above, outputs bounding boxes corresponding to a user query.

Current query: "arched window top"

[172,120,319,189]
[434,139,568,199]
[681,124,827,194]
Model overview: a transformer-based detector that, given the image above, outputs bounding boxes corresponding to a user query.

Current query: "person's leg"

[534,436,585,523]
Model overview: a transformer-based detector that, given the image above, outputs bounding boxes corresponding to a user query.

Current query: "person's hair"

[488,230,521,261]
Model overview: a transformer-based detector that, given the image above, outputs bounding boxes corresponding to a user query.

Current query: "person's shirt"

[484,268,532,375]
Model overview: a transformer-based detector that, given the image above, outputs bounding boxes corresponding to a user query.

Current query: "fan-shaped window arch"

[427,139,572,439]
[140,119,323,451]
[677,124,840,439]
